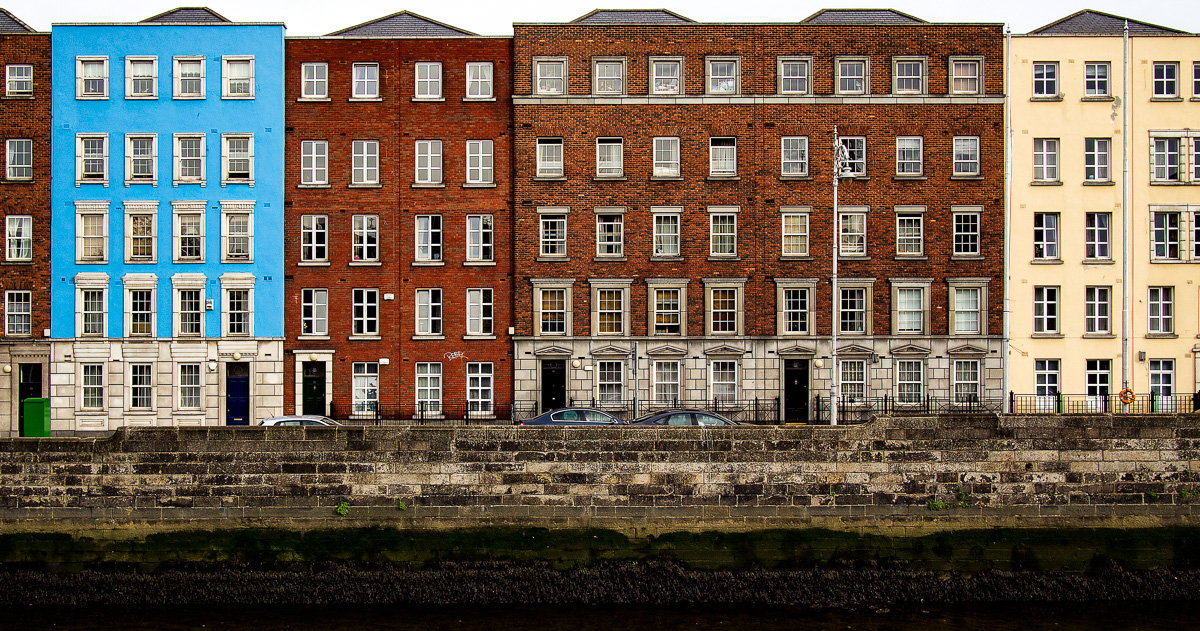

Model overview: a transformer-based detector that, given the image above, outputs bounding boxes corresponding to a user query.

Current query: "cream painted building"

[1010,10,1200,410]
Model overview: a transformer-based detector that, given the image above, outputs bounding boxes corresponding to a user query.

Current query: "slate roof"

[571,9,694,24]
[142,7,231,23]
[327,11,475,37]
[802,9,927,25]
[0,8,35,32]
[1030,10,1186,35]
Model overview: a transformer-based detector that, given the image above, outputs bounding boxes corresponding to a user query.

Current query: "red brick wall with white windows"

[284,36,514,418]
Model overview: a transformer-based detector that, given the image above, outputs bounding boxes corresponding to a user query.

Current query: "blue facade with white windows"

[49,9,285,431]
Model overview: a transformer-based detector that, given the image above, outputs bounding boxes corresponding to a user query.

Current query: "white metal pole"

[1122,20,1132,409]
[1003,26,1012,412]
[831,127,841,426]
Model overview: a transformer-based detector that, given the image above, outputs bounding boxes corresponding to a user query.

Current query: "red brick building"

[283,12,514,420]
[0,10,50,435]
[511,9,1005,422]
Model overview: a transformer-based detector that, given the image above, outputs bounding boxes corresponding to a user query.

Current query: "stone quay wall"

[1,414,1198,535]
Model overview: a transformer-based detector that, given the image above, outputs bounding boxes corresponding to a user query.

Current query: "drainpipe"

[1122,20,1132,406]
[1003,25,1012,412]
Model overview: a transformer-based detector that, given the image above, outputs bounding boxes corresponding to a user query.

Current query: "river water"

[0,604,1189,630]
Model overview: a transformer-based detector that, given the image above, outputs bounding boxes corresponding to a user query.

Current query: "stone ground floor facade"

[47,339,284,434]
[513,335,1004,421]
[0,341,52,438]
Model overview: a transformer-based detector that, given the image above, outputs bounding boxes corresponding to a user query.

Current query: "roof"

[1030,10,1186,35]
[802,8,927,25]
[142,7,231,23]
[327,11,475,37]
[571,9,694,24]
[0,8,35,32]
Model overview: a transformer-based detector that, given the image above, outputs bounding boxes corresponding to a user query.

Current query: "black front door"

[17,363,41,430]
[541,359,566,413]
[225,362,250,425]
[302,361,326,416]
[783,359,809,422]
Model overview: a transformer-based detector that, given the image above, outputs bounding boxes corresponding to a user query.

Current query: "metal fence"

[1009,391,1200,415]
[327,401,539,426]
[568,397,781,425]
[811,395,1004,424]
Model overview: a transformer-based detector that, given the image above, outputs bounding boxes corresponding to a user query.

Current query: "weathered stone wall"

[1,414,1198,534]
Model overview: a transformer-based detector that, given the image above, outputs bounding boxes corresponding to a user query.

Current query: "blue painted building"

[49,8,285,430]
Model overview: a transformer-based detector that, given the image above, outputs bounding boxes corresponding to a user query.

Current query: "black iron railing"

[811,395,1004,424]
[327,401,537,425]
[1009,391,1200,414]
[567,397,781,425]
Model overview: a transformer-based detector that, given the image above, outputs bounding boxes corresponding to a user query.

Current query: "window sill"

[296,335,331,341]
[593,256,627,262]
[1031,333,1064,339]
[533,176,567,182]
[411,261,445,267]
[349,261,381,267]
[649,175,683,181]
[1030,259,1063,265]
[126,95,157,100]
[173,95,205,100]
[1082,333,1116,339]
[706,175,740,181]
[950,175,984,181]
[297,183,331,189]
[297,261,330,267]
[838,255,870,261]
[125,259,157,265]
[1145,333,1178,339]
[1192,97,1200,103]
[464,261,496,266]
[221,180,254,188]
[895,255,927,261]
[411,97,445,103]
[412,335,444,341]
[348,183,383,189]
[347,335,382,341]
[463,97,496,102]
[349,97,383,102]
[1081,96,1115,102]
[124,180,157,187]
[463,182,496,188]
[412,183,445,188]
[1082,180,1115,186]
[463,335,497,341]
[1149,181,1190,186]
[707,256,741,261]
[893,175,927,181]
[296,97,331,103]
[1030,181,1063,186]
[1149,259,1187,264]
[1030,95,1063,102]
[1150,97,1184,102]
[593,176,627,182]
[172,180,204,187]
[779,255,813,261]
[76,95,109,101]
[221,96,256,101]
[76,180,110,187]
[536,256,569,262]
[76,260,109,265]
[1082,259,1115,265]
[1,95,33,100]
[850,176,870,181]
[651,256,684,262]
[779,175,813,181]
[951,255,984,261]
[1,178,33,184]
[0,261,33,266]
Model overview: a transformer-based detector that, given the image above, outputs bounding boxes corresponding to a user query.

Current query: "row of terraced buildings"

[0,6,1197,435]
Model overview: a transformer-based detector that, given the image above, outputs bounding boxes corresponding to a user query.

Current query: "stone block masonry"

[0,414,1198,534]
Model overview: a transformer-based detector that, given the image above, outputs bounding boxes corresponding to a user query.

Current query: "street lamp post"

[830,126,853,425]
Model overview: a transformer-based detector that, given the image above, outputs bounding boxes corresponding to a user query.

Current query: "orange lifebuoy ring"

[1119,388,1136,405]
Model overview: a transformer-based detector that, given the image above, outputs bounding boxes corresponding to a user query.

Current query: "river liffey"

[0,603,1193,631]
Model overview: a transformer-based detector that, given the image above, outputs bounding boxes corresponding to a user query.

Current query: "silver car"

[259,415,342,426]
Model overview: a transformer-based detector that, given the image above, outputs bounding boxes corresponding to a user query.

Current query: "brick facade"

[511,20,1005,420]
[0,30,51,435]
[283,35,514,420]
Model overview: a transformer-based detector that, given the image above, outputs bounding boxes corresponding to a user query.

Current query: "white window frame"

[1085,212,1111,260]
[466,140,494,184]
[221,133,254,186]
[300,62,328,100]
[466,214,494,262]
[649,282,686,336]
[76,56,108,99]
[300,140,328,186]
[596,137,624,177]
[220,201,253,263]
[124,201,158,264]
[128,363,154,411]
[76,274,109,337]
[352,288,379,337]
[300,214,327,263]
[592,57,626,95]
[5,138,31,181]
[1033,286,1060,334]
[535,283,571,336]
[709,137,737,177]
[173,56,205,99]
[705,282,744,336]
[652,208,681,258]
[1085,285,1111,335]
[5,215,31,261]
[415,140,443,184]
[172,274,205,337]
[5,64,32,96]
[4,290,30,336]
[596,360,624,403]
[1085,138,1111,182]
[953,360,981,403]
[595,210,624,257]
[173,133,205,186]
[1150,210,1181,261]
[75,201,109,264]
[352,362,379,413]
[953,208,981,258]
[706,57,740,95]
[949,280,987,335]
[840,360,866,400]
[709,209,738,257]
[1151,136,1184,182]
[352,214,379,263]
[895,136,923,175]
[466,288,494,336]
[1033,212,1060,260]
[1148,286,1174,334]
[1033,62,1058,97]
[76,133,109,185]
[592,282,628,336]
[650,57,682,95]
[466,62,493,99]
[221,56,254,99]
[301,288,328,337]
[835,57,869,95]
[1149,359,1175,399]
[953,136,980,176]
[352,140,379,185]
[1035,359,1061,410]
[536,138,563,178]
[416,363,442,415]
[415,288,443,336]
[220,273,255,337]
[654,360,681,404]
[778,56,811,95]
[123,275,157,338]
[539,210,567,258]
[895,209,924,256]
[467,362,493,415]
[781,207,810,257]
[124,134,157,185]
[177,363,202,411]
[1033,138,1059,181]
[1084,62,1110,97]
[781,136,809,177]
[415,62,442,99]
[839,285,870,334]
[415,214,443,262]
[653,137,680,177]
[896,359,924,404]
[125,56,157,99]
[774,279,815,336]
[839,136,865,176]
[711,360,738,402]
[351,62,379,100]
[839,208,867,257]
[949,57,983,95]
[534,58,567,95]
[892,56,926,95]
[1153,62,1179,98]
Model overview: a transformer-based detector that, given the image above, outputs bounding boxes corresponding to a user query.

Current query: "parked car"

[630,410,740,427]
[518,408,624,426]
[260,415,342,426]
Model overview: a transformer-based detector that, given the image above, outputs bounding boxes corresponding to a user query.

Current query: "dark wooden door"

[225,363,250,425]
[541,359,566,413]
[784,359,809,422]
[302,361,326,416]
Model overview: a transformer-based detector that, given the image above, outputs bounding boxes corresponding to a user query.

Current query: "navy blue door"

[225,362,250,425]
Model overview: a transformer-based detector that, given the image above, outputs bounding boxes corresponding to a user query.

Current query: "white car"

[259,415,341,426]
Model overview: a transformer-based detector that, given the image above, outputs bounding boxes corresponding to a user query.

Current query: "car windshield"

[697,415,729,426]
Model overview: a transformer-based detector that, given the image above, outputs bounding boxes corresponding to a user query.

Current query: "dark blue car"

[630,409,739,426]
[518,408,624,426]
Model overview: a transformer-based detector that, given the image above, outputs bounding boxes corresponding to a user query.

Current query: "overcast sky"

[5,0,1200,36]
